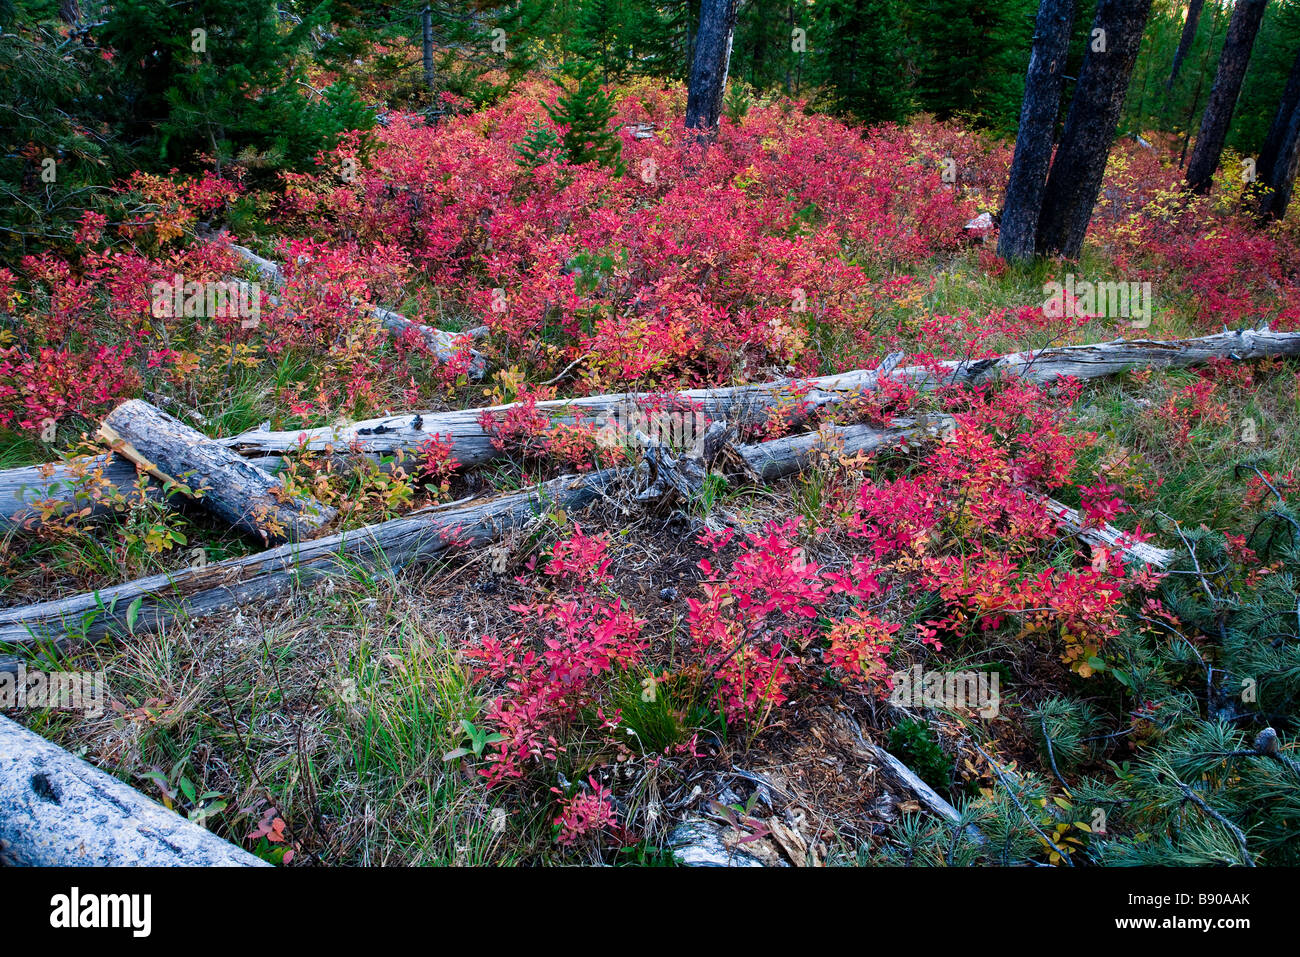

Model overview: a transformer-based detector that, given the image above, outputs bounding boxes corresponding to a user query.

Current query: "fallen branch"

[0,714,267,866]
[0,469,624,673]
[229,243,488,376]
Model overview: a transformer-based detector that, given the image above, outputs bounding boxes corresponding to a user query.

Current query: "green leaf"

[126,596,143,634]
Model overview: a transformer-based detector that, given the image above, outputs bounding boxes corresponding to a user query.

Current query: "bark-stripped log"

[0,714,269,866]
[218,327,1300,456]
[0,453,327,533]
[1045,498,1175,567]
[229,244,487,376]
[7,327,1299,533]
[735,420,931,481]
[0,413,1175,672]
[99,400,336,544]
[0,470,625,673]
[0,454,170,531]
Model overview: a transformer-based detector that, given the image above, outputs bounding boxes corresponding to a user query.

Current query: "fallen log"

[12,327,1300,531]
[0,454,169,532]
[99,400,337,544]
[0,412,1172,672]
[872,326,1300,393]
[1046,498,1175,568]
[229,243,487,376]
[735,419,930,481]
[0,469,625,673]
[0,714,268,866]
[0,451,384,534]
[218,326,1300,459]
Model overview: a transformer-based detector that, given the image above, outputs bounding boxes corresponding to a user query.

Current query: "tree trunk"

[99,400,337,543]
[1259,102,1300,219]
[1186,0,1269,194]
[58,0,81,26]
[1036,0,1155,259]
[422,6,436,91]
[684,0,740,133]
[0,715,268,866]
[998,0,1079,262]
[1167,0,1206,89]
[1256,44,1300,219]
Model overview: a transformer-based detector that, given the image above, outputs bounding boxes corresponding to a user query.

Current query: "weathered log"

[0,454,169,532]
[0,452,378,534]
[99,400,337,544]
[0,469,625,673]
[8,327,1299,533]
[0,411,1173,672]
[229,244,487,376]
[218,327,1300,458]
[735,419,933,481]
[0,714,268,866]
[1045,498,1174,567]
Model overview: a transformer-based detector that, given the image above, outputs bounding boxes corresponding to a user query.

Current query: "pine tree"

[101,0,372,173]
[541,61,625,175]
[906,0,1038,133]
[812,0,911,125]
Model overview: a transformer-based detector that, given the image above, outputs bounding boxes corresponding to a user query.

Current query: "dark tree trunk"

[421,6,436,91]
[1256,45,1300,219]
[1185,0,1269,194]
[1259,100,1300,220]
[685,0,741,133]
[999,0,1079,262]
[1167,0,1206,89]
[1036,0,1155,259]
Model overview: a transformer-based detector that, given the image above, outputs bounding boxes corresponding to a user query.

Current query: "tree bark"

[1036,0,1155,259]
[99,400,337,543]
[422,6,436,91]
[1259,101,1300,219]
[58,0,81,27]
[0,715,268,866]
[1167,0,1206,89]
[1256,44,1300,219]
[999,0,1079,262]
[1186,0,1269,194]
[684,0,740,133]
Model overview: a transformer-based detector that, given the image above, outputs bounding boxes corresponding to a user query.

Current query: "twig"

[1162,773,1254,867]
[966,738,1073,866]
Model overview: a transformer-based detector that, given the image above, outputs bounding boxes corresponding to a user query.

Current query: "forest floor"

[4,71,1300,866]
